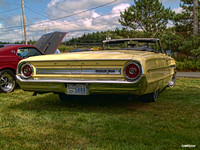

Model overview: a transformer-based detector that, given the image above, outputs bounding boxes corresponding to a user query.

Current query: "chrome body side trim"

[147,65,176,72]
[36,68,122,75]
[16,75,142,84]
[23,59,133,62]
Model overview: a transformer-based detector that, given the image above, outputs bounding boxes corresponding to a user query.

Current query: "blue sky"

[0,0,181,42]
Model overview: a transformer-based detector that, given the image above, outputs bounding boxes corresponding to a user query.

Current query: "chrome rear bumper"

[16,75,147,95]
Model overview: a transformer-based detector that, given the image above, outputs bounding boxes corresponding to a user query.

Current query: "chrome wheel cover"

[0,72,15,92]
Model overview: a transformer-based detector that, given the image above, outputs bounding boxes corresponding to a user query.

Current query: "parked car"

[0,32,67,93]
[16,38,176,102]
[70,49,92,52]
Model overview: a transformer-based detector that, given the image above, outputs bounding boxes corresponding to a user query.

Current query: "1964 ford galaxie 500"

[16,38,176,102]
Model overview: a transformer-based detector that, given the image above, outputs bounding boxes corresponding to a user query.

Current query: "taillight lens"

[124,62,141,80]
[21,63,33,78]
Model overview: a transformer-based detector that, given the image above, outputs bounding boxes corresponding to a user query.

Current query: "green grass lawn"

[0,78,200,150]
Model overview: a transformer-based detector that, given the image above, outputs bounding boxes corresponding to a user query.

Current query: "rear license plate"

[67,84,87,95]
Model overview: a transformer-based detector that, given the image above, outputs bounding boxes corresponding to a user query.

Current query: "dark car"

[0,32,67,93]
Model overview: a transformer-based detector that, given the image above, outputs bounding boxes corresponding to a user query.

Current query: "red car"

[0,32,67,93]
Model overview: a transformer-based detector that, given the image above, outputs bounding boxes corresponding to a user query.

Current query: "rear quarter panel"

[140,53,176,94]
[0,47,23,72]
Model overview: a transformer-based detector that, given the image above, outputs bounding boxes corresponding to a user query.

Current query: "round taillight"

[124,62,141,80]
[21,63,33,79]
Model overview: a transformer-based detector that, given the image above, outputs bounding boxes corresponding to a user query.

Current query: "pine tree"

[119,0,174,37]
[173,0,200,36]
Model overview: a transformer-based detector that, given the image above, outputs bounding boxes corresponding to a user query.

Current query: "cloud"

[173,7,183,13]
[167,20,174,28]
[111,3,130,17]
[160,0,179,4]
[47,0,110,19]
[29,3,130,33]
[47,0,130,9]
[0,15,23,42]
[46,0,131,19]
[92,11,100,18]
[0,14,40,42]
[0,29,24,42]
[29,20,81,32]
[4,15,22,27]
[0,1,131,42]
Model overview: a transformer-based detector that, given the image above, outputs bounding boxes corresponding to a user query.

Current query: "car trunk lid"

[24,50,138,61]
[34,32,67,54]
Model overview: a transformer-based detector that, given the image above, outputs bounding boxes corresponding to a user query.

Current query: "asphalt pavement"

[176,72,200,78]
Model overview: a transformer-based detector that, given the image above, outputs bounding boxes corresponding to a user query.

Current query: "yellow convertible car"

[16,38,176,102]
